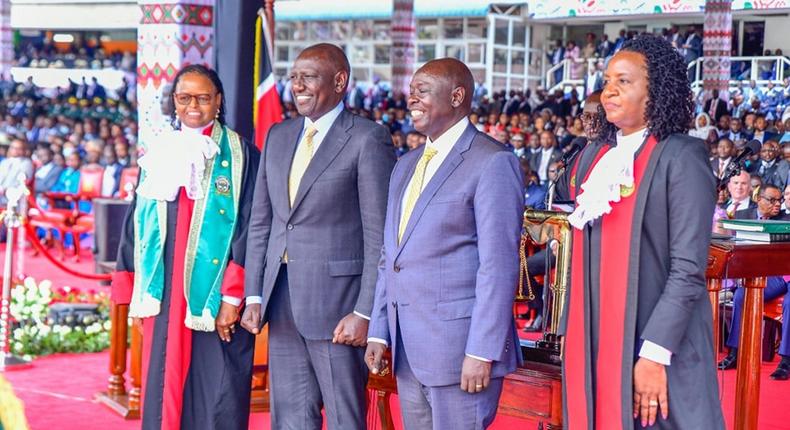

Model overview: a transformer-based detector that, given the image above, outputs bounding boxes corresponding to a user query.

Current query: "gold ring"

[648,400,659,406]
[475,384,483,388]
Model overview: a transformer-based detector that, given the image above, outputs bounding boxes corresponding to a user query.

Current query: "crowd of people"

[0,75,138,215]
[0,30,787,429]
[546,24,790,89]
[15,38,136,72]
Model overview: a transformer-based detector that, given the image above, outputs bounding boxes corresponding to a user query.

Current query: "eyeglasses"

[173,93,215,106]
[760,196,784,204]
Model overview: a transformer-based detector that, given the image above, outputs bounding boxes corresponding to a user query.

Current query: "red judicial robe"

[111,125,260,430]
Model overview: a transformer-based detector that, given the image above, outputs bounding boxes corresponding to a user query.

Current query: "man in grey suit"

[365,58,523,429]
[240,44,395,429]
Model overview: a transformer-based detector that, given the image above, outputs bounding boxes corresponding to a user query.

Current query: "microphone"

[557,137,586,169]
[718,139,761,189]
[546,137,586,210]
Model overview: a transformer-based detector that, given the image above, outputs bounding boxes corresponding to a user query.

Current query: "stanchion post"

[0,174,31,371]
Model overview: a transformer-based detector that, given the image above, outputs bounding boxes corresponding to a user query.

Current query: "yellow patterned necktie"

[398,146,439,243]
[289,125,318,207]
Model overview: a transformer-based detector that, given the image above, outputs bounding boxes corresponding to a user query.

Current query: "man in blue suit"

[365,58,524,429]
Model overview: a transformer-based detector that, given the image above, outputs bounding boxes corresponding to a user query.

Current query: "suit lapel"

[290,110,352,214]
[396,124,476,255]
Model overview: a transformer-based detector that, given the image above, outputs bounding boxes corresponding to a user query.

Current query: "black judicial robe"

[112,135,259,430]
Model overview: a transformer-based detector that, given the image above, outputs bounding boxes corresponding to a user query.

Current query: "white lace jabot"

[136,123,220,201]
[568,128,647,229]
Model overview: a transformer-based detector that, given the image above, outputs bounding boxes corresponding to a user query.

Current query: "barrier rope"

[22,222,112,281]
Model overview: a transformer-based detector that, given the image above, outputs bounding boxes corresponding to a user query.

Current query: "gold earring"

[215,111,219,119]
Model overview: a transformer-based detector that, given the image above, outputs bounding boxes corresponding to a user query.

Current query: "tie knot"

[422,146,438,162]
[305,126,318,140]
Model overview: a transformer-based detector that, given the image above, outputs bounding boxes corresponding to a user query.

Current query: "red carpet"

[3,246,790,429]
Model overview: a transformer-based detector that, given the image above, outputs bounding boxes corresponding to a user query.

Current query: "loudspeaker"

[93,198,131,282]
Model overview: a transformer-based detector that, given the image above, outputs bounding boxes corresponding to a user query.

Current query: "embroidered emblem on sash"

[620,183,635,198]
[215,176,231,195]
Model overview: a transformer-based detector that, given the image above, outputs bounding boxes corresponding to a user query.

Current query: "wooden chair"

[250,328,270,412]
[763,296,784,362]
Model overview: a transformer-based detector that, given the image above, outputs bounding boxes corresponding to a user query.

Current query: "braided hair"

[169,64,227,128]
[599,34,694,143]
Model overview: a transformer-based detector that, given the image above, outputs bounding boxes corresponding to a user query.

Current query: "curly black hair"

[599,34,694,143]
[169,64,227,128]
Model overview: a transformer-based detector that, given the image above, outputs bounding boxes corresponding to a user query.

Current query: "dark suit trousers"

[267,266,368,430]
[394,323,504,430]
[727,276,790,356]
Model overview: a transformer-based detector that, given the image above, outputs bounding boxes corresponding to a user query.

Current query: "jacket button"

[219,208,225,215]
[393,265,401,273]
[212,258,220,265]
[287,224,294,230]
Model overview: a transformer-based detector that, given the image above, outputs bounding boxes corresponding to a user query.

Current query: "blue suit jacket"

[368,124,524,387]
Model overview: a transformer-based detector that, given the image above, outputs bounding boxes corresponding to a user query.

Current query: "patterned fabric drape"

[703,0,733,100]
[391,0,415,98]
[137,0,216,145]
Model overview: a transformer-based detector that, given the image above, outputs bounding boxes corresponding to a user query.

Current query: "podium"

[706,239,790,430]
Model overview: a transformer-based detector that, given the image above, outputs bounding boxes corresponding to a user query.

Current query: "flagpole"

[264,0,275,46]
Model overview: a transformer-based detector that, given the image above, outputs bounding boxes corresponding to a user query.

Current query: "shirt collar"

[304,101,344,135]
[615,128,648,152]
[181,121,214,135]
[425,117,469,153]
[732,196,751,207]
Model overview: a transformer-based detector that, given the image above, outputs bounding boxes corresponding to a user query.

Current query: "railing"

[545,55,790,95]
[687,55,790,93]
[545,57,604,93]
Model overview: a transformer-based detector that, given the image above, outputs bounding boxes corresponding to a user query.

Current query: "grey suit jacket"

[368,124,524,387]
[244,109,395,340]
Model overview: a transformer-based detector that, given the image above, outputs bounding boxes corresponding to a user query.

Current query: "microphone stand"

[0,174,32,370]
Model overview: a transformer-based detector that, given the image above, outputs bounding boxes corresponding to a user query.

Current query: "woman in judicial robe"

[111,65,259,430]
[559,34,725,429]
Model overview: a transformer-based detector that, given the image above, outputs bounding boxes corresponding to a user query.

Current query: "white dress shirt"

[399,117,469,220]
[101,164,120,197]
[726,196,752,214]
[538,147,554,184]
[715,157,731,177]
